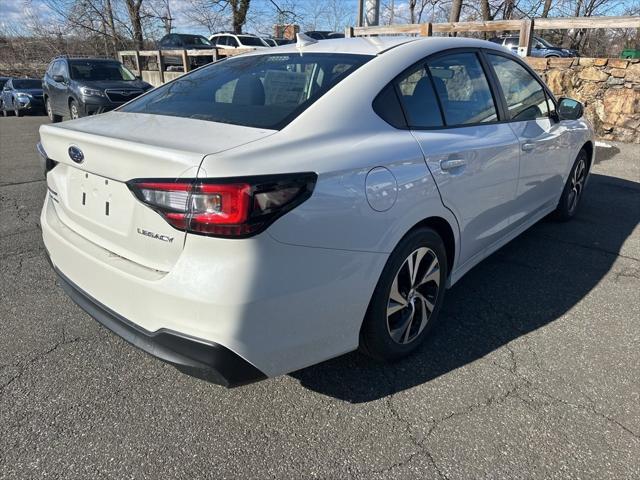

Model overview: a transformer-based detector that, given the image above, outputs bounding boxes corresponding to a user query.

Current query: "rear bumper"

[47,251,267,387]
[41,191,387,380]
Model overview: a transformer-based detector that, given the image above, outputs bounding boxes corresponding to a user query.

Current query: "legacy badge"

[137,228,174,243]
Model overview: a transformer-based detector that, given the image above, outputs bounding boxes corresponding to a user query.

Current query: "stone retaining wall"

[526,57,640,143]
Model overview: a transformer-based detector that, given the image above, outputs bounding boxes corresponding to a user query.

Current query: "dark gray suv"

[42,57,152,122]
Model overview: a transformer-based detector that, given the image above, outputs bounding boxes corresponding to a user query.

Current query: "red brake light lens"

[128,173,316,238]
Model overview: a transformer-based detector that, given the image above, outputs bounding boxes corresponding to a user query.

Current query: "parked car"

[0,76,10,111]
[39,37,593,387]
[157,33,215,70]
[42,56,152,122]
[209,32,269,49]
[304,31,345,40]
[1,78,45,117]
[489,35,579,57]
[262,37,293,47]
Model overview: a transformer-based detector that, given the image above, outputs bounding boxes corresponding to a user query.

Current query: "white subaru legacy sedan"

[39,37,594,386]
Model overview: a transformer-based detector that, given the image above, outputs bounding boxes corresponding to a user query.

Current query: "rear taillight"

[128,173,317,238]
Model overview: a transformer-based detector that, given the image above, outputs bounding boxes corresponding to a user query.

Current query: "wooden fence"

[345,15,640,57]
[117,47,253,86]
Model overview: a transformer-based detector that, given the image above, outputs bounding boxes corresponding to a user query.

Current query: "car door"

[485,52,572,226]
[227,35,240,49]
[49,60,69,113]
[214,35,224,47]
[396,50,521,267]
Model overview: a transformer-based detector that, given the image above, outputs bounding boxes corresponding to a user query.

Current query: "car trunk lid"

[40,112,275,271]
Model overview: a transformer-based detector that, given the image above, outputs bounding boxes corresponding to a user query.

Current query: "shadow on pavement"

[291,172,640,402]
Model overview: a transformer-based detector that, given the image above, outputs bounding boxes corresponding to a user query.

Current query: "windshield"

[121,53,371,129]
[181,35,212,46]
[12,79,42,89]
[69,61,136,81]
[238,36,267,47]
[537,37,555,48]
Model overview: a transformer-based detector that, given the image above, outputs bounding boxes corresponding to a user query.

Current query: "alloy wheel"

[46,100,53,120]
[567,157,586,213]
[70,103,79,119]
[386,247,440,345]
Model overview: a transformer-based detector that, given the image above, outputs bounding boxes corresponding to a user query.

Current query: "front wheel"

[553,148,589,221]
[69,100,80,120]
[360,227,448,361]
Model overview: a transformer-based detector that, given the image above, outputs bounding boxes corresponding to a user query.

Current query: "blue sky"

[0,0,360,36]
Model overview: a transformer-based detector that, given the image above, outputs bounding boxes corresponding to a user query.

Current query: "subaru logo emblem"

[68,146,84,163]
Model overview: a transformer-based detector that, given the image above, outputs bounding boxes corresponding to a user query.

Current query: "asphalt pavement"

[1,115,639,479]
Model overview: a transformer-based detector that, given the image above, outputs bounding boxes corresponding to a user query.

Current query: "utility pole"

[364,0,380,26]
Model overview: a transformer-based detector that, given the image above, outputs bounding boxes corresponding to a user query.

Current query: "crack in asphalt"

[0,179,45,188]
[0,333,83,395]
[473,292,640,441]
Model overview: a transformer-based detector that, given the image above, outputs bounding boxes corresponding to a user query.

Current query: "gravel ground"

[1,115,639,479]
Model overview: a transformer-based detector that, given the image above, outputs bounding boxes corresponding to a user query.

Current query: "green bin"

[620,49,640,59]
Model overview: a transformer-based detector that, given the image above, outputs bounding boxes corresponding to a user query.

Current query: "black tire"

[69,99,80,120]
[46,98,62,123]
[14,100,23,117]
[360,227,448,361]
[553,148,589,221]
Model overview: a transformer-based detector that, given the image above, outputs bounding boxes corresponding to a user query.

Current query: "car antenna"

[296,32,317,50]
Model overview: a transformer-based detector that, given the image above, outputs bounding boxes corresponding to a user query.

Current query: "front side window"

[121,53,371,129]
[427,52,498,126]
[394,64,443,128]
[69,61,135,81]
[488,54,550,121]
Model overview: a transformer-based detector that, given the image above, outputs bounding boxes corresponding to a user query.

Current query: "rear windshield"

[238,36,266,46]
[13,79,42,89]
[121,53,371,129]
[69,61,136,81]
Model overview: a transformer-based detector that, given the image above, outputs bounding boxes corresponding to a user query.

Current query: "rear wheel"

[14,100,23,117]
[553,148,589,221]
[360,227,447,361]
[46,98,62,123]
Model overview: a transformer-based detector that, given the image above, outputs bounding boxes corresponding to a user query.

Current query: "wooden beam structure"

[351,15,640,57]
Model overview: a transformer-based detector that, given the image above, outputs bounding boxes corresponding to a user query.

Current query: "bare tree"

[449,0,463,22]
[146,0,173,35]
[541,0,553,17]
[124,0,144,49]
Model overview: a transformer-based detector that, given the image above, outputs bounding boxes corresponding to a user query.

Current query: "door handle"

[521,143,535,152]
[440,158,467,171]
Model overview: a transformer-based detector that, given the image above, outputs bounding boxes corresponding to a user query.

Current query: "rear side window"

[487,54,551,121]
[393,64,443,128]
[121,53,371,129]
[427,52,498,126]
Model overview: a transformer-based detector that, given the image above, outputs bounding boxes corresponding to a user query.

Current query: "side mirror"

[534,44,541,49]
[557,97,584,120]
[52,75,65,83]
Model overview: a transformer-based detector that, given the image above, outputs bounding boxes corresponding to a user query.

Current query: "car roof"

[63,58,120,62]
[242,36,508,57]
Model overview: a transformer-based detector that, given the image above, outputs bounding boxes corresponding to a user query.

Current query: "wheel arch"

[581,140,594,170]
[403,216,457,278]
